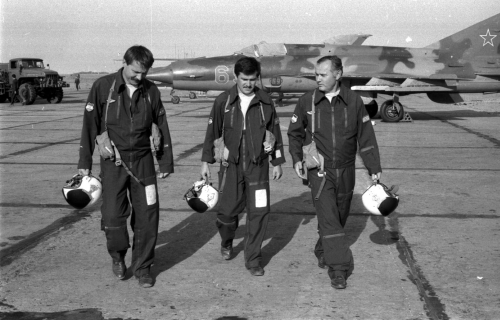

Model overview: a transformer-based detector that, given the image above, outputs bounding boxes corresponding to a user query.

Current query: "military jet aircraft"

[147,14,500,122]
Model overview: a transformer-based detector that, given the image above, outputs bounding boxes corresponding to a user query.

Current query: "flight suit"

[201,85,285,269]
[78,68,174,276]
[287,84,381,279]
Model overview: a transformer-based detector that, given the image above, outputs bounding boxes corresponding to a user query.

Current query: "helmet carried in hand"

[184,180,219,213]
[62,174,102,209]
[362,182,399,216]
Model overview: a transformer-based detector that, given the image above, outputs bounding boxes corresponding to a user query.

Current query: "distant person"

[77,45,174,288]
[9,74,25,105]
[200,56,285,276]
[75,74,80,91]
[287,55,382,289]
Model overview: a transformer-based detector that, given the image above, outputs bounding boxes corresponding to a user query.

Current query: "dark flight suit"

[10,78,18,104]
[201,85,285,269]
[287,84,381,279]
[78,68,174,276]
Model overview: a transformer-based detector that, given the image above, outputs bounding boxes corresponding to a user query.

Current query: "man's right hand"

[79,169,90,176]
[294,161,307,180]
[200,162,211,183]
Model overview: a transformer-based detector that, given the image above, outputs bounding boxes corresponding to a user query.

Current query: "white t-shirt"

[325,89,340,103]
[126,84,138,98]
[238,93,255,129]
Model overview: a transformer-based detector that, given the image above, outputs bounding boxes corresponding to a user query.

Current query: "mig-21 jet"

[147,14,500,122]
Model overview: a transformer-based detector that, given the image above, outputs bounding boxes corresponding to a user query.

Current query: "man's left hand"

[158,172,170,179]
[272,165,283,180]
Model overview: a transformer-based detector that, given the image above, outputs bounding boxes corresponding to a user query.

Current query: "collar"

[314,81,348,105]
[228,85,271,105]
[114,67,145,94]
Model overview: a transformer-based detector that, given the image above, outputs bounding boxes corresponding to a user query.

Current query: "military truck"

[0,58,69,105]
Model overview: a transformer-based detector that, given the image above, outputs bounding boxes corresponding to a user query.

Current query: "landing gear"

[189,92,197,99]
[364,100,378,118]
[171,96,180,104]
[380,100,404,122]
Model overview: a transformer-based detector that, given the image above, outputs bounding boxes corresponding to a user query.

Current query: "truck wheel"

[19,83,37,105]
[48,88,63,103]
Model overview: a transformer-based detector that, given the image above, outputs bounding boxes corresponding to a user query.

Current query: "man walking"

[78,45,174,288]
[200,57,285,276]
[288,55,382,289]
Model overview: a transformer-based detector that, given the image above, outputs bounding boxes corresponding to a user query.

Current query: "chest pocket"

[343,106,357,137]
[105,98,120,125]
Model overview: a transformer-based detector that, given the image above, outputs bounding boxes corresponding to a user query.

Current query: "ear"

[335,70,342,80]
[122,59,127,67]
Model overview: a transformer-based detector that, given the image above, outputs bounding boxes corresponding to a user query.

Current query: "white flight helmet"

[62,174,102,209]
[184,180,219,213]
[362,182,399,216]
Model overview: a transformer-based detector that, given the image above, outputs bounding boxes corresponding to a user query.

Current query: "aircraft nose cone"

[147,66,173,85]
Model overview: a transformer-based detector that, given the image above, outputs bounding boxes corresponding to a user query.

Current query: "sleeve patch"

[208,117,213,125]
[363,115,370,123]
[85,103,94,112]
[158,107,165,116]
[275,118,280,125]
[275,150,282,158]
[291,114,298,123]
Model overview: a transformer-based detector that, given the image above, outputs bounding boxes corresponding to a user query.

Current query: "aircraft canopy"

[235,42,288,57]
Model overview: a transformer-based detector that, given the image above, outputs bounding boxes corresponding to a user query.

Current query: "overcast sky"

[1,0,499,74]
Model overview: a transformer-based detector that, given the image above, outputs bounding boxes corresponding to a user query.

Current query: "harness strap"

[218,165,228,193]
[311,90,316,140]
[104,80,116,132]
[112,142,144,185]
[314,174,327,201]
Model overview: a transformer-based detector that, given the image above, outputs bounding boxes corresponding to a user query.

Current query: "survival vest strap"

[216,95,231,193]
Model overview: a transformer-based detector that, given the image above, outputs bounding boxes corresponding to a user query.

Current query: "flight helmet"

[184,180,219,213]
[362,181,399,216]
[62,174,102,209]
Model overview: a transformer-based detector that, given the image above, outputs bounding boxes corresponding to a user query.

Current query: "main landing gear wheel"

[189,92,197,99]
[171,96,180,104]
[364,100,378,118]
[380,100,404,122]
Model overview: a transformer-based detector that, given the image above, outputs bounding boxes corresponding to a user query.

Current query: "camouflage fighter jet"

[147,14,500,122]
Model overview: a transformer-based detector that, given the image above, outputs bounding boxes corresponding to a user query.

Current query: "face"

[235,72,258,96]
[122,60,149,86]
[315,60,341,93]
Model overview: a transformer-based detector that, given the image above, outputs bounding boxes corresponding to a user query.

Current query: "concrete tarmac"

[0,87,499,320]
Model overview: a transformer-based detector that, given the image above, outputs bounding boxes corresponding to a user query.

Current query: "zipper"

[247,104,257,163]
[344,107,348,129]
[331,100,336,163]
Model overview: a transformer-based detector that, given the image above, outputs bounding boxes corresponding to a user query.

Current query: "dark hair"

[234,57,261,77]
[12,74,16,78]
[317,55,343,73]
[123,45,155,69]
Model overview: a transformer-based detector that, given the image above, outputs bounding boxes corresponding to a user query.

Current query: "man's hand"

[294,161,307,180]
[79,169,90,176]
[157,172,170,179]
[272,165,282,180]
[200,162,211,182]
[372,172,381,182]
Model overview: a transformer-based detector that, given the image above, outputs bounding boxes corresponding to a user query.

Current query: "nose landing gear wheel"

[380,100,404,122]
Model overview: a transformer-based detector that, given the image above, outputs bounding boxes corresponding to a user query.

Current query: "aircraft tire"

[189,92,197,99]
[171,96,180,104]
[380,100,404,122]
[364,100,378,118]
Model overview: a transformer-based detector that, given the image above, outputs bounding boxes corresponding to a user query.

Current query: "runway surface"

[0,87,499,320]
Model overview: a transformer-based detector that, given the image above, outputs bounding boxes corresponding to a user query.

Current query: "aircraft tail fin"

[425,14,500,58]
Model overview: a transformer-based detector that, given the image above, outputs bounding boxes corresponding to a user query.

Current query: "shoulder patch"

[291,114,298,123]
[159,107,165,116]
[274,118,280,125]
[208,117,213,125]
[85,103,94,112]
[363,115,370,123]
